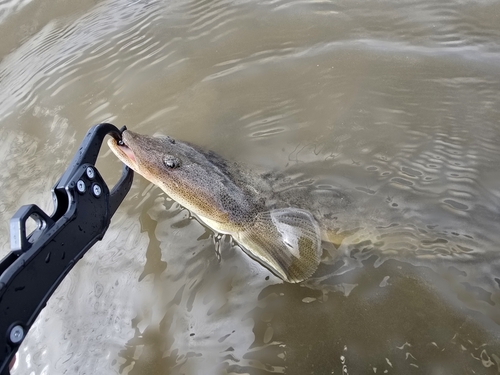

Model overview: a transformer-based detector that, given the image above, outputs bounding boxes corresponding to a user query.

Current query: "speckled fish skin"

[108,130,348,282]
[111,130,263,230]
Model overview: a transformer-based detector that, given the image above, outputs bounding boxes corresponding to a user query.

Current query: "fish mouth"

[107,132,139,171]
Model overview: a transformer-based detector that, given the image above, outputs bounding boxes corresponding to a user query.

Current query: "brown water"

[1,0,500,373]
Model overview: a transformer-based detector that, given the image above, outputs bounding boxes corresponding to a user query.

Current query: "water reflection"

[112,189,276,375]
[250,259,500,374]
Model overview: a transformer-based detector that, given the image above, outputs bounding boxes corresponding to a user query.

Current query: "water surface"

[1,0,500,373]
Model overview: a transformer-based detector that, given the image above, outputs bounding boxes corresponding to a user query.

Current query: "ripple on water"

[0,0,186,121]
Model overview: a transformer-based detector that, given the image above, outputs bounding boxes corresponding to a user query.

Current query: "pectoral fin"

[235,208,322,283]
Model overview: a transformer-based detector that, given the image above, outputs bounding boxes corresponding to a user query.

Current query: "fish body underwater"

[108,130,351,282]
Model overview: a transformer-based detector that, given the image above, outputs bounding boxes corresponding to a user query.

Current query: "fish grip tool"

[0,123,134,374]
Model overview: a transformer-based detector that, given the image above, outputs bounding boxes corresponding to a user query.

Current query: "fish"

[108,130,351,283]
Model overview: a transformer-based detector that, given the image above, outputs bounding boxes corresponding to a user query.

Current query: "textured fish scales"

[108,130,341,282]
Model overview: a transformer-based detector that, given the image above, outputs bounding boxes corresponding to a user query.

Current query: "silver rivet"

[92,184,102,197]
[76,180,86,193]
[10,325,24,344]
[86,167,95,179]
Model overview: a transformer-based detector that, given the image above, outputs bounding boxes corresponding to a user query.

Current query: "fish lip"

[107,131,139,170]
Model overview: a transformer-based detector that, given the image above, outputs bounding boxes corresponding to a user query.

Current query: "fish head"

[108,130,189,186]
[107,130,250,227]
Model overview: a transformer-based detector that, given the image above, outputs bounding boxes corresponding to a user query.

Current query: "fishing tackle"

[0,123,133,374]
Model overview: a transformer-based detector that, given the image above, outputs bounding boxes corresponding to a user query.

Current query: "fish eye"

[163,155,180,169]
[166,136,175,144]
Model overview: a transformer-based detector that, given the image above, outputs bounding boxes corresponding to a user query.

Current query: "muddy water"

[1,0,500,373]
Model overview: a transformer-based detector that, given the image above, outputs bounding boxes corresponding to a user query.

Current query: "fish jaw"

[107,134,139,172]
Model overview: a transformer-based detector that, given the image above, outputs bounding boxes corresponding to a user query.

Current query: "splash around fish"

[108,130,324,283]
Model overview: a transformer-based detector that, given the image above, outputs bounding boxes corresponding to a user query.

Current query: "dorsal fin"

[234,208,322,283]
